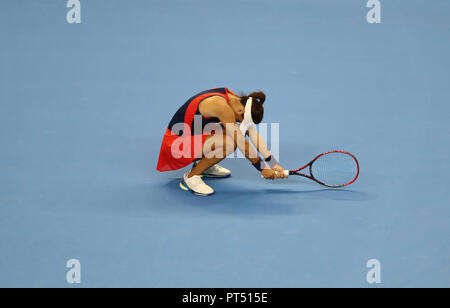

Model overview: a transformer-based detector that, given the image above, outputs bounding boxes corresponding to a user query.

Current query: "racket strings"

[310,152,358,187]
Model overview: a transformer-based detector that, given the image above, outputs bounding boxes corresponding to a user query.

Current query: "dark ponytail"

[240,91,266,124]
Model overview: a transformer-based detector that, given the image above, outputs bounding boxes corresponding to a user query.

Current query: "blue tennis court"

[0,0,449,287]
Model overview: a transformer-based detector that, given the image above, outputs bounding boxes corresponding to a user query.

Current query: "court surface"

[0,0,449,287]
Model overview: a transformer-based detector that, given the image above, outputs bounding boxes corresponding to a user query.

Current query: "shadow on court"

[152,179,376,216]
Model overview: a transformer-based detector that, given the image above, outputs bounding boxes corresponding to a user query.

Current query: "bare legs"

[188,133,237,177]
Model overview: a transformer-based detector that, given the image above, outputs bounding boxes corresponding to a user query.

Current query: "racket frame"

[288,150,360,188]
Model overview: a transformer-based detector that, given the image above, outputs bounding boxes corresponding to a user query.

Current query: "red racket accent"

[288,150,359,188]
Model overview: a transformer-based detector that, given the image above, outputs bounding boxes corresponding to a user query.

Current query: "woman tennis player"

[157,88,287,196]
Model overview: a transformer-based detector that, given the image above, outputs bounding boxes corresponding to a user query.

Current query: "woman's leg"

[188,133,237,177]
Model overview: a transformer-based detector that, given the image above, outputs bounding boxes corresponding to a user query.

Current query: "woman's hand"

[273,164,288,179]
[261,168,276,180]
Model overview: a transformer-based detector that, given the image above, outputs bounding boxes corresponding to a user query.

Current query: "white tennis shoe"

[180,173,215,196]
[201,164,231,178]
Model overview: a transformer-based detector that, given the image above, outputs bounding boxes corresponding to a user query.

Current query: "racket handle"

[260,170,290,179]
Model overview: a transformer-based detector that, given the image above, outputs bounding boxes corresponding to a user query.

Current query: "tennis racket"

[281,150,360,187]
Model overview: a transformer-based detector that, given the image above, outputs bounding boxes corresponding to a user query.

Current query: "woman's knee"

[202,134,235,158]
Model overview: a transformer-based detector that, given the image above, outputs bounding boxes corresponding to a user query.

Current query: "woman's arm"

[199,97,276,179]
[247,124,288,178]
[247,125,271,159]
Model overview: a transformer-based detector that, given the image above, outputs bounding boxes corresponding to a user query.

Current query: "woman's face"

[229,99,245,123]
[234,104,245,123]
